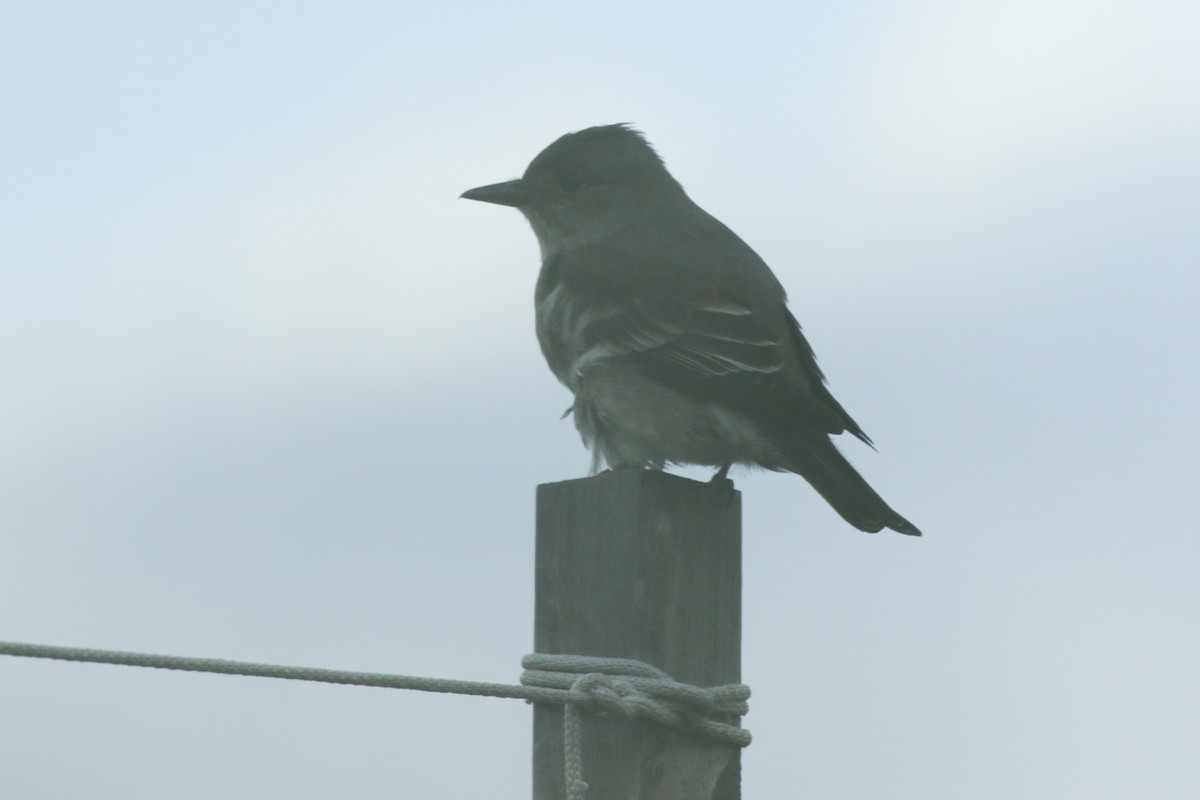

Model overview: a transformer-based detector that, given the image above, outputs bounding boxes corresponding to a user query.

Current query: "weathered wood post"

[534,469,742,800]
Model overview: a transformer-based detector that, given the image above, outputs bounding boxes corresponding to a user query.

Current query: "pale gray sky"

[3,1,1198,797]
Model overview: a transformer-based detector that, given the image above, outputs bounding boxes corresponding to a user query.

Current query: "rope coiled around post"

[520,654,750,800]
[521,653,749,745]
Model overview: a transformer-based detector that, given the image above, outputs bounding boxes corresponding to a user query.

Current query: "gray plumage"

[462,124,920,536]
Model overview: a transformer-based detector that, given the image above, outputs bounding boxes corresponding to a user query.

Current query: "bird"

[461,124,920,536]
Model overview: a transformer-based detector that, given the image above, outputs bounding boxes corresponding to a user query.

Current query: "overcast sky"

[3,1,1198,797]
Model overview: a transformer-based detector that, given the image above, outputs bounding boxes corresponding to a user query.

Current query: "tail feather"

[783,435,921,536]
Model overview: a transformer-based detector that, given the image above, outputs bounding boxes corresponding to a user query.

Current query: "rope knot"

[520,653,751,747]
[569,671,682,725]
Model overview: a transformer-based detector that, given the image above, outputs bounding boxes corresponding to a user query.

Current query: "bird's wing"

[538,233,872,441]
[579,293,782,377]
[537,252,779,383]
[571,288,867,441]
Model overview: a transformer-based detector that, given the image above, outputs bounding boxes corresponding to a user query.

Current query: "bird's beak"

[460,179,526,208]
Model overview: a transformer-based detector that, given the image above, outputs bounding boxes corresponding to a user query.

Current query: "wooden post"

[534,469,742,800]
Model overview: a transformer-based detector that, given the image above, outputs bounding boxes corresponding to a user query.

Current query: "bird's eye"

[557,171,586,192]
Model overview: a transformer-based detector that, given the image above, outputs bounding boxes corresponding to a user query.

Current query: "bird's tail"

[783,435,921,536]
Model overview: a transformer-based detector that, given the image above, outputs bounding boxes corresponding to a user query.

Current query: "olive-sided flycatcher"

[462,124,920,536]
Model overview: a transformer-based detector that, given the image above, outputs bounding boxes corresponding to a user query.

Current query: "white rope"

[562,701,588,800]
[1,641,750,799]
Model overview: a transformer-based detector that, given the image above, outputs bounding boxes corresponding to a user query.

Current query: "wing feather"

[536,244,869,441]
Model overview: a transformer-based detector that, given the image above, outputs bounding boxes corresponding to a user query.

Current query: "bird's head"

[461,124,685,258]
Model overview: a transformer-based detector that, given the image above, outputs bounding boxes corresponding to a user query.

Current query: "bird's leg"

[709,462,736,505]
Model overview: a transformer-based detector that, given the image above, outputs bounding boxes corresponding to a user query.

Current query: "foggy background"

[3,1,1197,797]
